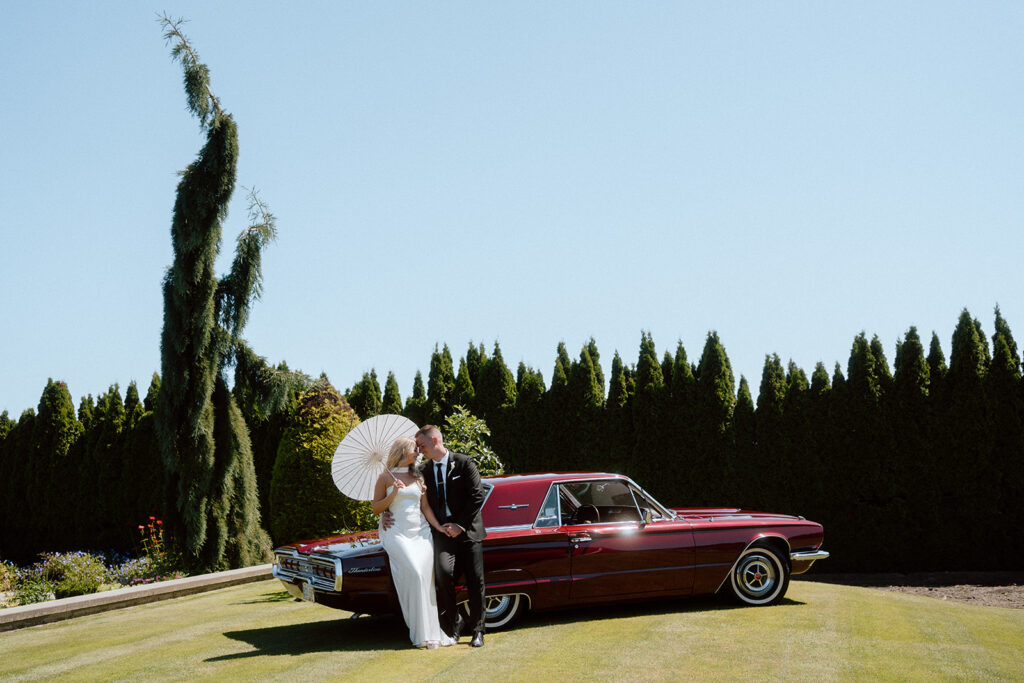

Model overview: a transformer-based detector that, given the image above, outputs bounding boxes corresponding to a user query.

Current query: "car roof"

[481,472,624,486]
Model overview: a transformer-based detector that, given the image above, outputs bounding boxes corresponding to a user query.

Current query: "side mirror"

[639,508,653,528]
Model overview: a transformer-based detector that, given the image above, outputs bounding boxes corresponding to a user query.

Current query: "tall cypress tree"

[566,345,603,470]
[691,332,735,505]
[381,371,403,415]
[510,363,546,472]
[731,376,756,505]
[755,354,787,510]
[426,344,455,424]
[605,351,634,473]
[90,385,127,550]
[944,309,995,567]
[926,332,948,404]
[543,345,572,471]
[0,411,12,442]
[842,332,894,570]
[465,342,486,411]
[477,343,517,459]
[669,342,697,486]
[155,16,273,570]
[990,307,1024,566]
[452,359,476,410]
[802,362,832,524]
[661,351,675,393]
[143,374,161,412]
[347,370,382,420]
[586,338,605,401]
[781,360,810,511]
[31,380,82,553]
[403,371,427,425]
[892,326,933,569]
[476,343,516,418]
[631,332,666,495]
[0,409,35,562]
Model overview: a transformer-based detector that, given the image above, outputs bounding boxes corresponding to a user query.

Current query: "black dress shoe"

[453,614,465,639]
[470,632,484,647]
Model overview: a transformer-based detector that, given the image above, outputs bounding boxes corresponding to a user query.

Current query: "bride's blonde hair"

[386,437,420,477]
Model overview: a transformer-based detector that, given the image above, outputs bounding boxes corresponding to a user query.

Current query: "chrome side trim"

[484,524,534,533]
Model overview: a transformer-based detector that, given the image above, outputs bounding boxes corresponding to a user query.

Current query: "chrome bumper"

[790,549,829,574]
[273,549,344,592]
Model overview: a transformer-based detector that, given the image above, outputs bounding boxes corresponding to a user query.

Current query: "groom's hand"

[443,523,463,537]
[381,510,395,530]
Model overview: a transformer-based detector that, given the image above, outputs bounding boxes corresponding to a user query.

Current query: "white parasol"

[331,414,419,500]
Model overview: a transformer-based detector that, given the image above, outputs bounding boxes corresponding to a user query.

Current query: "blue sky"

[2,2,1022,415]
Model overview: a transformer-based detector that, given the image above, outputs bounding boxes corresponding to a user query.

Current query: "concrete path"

[0,563,273,632]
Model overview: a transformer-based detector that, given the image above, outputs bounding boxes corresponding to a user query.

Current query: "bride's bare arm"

[371,474,403,515]
[419,488,446,533]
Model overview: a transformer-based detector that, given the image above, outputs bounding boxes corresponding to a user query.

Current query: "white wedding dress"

[379,478,454,648]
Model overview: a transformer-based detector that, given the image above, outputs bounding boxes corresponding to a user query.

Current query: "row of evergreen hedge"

[2,306,1021,572]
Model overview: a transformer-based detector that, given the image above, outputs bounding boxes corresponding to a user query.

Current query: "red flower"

[156,520,163,525]
[149,516,156,521]
[138,525,145,530]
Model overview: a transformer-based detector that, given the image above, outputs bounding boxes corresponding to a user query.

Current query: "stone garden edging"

[0,563,273,632]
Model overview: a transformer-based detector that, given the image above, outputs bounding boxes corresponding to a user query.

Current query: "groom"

[413,425,487,647]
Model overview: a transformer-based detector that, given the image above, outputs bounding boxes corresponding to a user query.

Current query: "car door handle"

[570,533,591,548]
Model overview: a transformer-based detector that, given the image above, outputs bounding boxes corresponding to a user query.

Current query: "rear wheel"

[462,594,527,630]
[727,546,790,606]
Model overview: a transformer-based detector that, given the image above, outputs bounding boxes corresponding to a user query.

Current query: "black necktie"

[436,462,447,521]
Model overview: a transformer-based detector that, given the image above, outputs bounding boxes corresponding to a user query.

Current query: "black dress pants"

[433,530,485,636]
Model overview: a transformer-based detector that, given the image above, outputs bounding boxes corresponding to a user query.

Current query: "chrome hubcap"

[739,556,776,596]
[485,595,512,616]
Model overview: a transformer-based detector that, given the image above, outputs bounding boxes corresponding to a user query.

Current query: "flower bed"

[1,518,186,609]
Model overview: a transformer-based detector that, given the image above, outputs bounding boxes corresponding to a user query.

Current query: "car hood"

[281,530,384,559]
[671,507,806,524]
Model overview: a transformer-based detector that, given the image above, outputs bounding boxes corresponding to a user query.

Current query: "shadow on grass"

[495,594,807,634]
[209,594,807,660]
[208,614,408,660]
[232,589,296,605]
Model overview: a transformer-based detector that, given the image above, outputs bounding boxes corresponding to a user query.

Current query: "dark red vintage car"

[273,472,829,629]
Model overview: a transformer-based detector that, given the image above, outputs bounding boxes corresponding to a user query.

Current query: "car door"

[560,480,696,601]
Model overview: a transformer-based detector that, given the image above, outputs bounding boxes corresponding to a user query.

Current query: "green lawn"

[1,579,1022,681]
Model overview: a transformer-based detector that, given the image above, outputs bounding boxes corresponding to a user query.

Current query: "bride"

[371,437,454,649]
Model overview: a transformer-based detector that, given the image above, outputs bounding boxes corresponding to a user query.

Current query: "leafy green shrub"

[37,552,107,598]
[443,406,504,476]
[269,382,375,544]
[14,577,55,605]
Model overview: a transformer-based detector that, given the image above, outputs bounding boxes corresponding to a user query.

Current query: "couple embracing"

[371,425,486,649]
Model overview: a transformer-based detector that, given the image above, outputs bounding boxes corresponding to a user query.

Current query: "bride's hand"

[392,478,406,489]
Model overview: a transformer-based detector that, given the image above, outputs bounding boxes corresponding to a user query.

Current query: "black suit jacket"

[423,451,486,542]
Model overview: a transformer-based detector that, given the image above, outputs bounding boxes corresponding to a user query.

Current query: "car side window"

[562,480,641,524]
[534,485,561,527]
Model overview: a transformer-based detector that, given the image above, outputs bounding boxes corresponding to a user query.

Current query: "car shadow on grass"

[207,614,409,660]
[232,589,297,605]
[208,594,807,659]
[498,594,807,634]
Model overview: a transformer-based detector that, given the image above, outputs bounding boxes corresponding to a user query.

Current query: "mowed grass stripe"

[1,580,1022,681]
